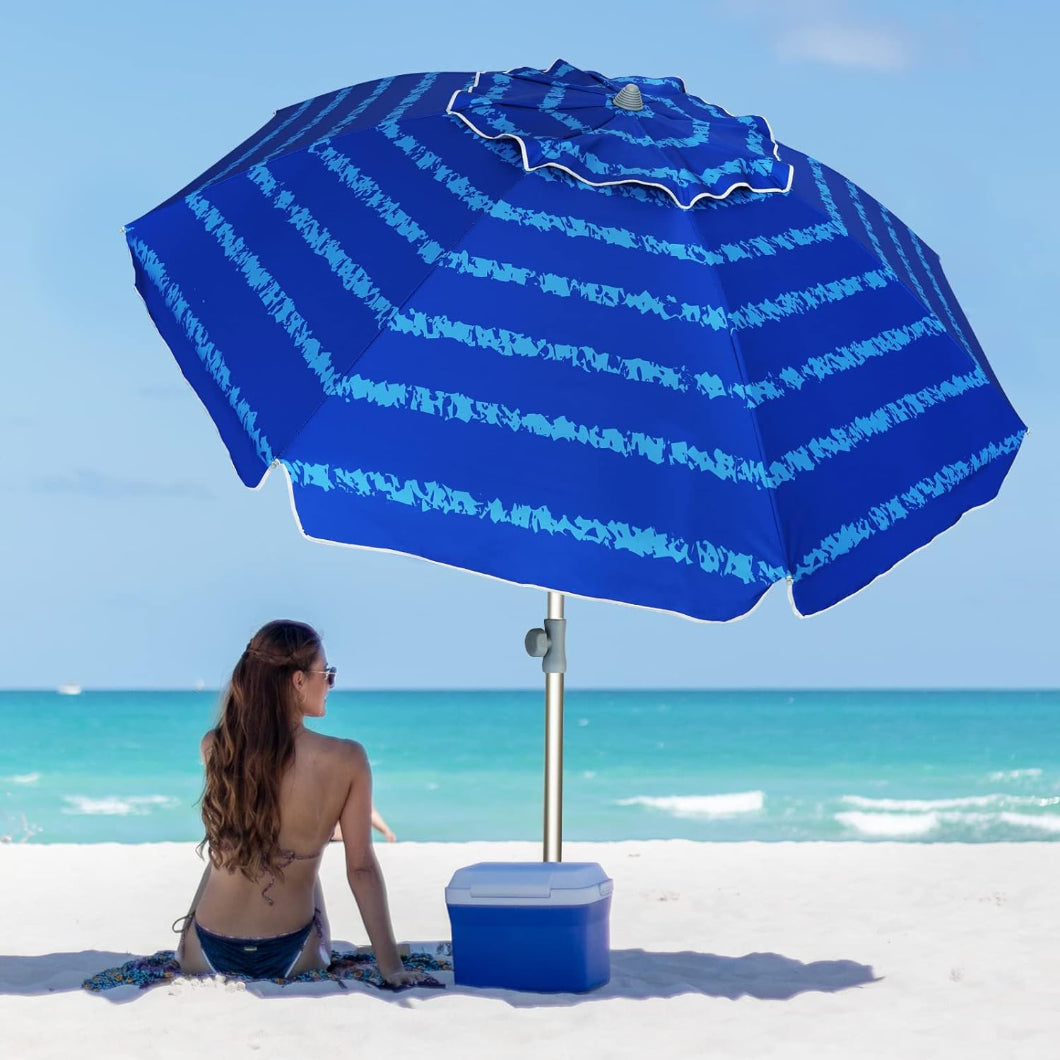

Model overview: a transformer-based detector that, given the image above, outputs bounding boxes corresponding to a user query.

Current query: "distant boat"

[57,684,82,696]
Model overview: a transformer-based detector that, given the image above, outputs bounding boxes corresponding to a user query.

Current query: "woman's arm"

[176,732,216,966]
[370,806,397,842]
[332,805,396,844]
[338,742,418,986]
[174,856,212,967]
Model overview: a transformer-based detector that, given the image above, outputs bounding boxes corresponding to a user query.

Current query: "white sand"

[2,840,1058,1059]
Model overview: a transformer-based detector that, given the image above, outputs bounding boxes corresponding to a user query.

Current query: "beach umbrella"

[124,61,1025,861]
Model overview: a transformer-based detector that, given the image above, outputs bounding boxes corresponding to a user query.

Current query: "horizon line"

[1,685,1057,694]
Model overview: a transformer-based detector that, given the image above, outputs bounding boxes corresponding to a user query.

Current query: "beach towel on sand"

[83,944,450,995]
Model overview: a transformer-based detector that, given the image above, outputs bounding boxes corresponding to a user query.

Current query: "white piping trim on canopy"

[250,453,1021,626]
[444,67,794,210]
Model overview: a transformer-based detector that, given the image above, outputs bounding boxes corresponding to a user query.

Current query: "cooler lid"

[445,861,613,906]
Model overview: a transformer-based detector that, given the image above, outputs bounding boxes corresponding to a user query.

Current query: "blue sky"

[2,0,1056,689]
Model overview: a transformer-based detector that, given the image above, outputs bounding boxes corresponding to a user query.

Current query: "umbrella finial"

[613,83,644,111]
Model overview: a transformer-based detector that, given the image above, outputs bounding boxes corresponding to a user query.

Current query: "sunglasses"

[307,666,337,688]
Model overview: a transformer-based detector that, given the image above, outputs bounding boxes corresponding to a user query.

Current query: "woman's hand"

[379,963,423,988]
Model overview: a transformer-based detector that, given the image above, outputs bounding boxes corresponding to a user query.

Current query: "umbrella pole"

[525,591,567,862]
[543,591,565,862]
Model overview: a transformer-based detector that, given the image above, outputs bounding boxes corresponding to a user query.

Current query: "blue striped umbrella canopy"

[125,61,1026,621]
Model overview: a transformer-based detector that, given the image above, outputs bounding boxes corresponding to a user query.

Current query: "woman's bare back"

[192,729,363,937]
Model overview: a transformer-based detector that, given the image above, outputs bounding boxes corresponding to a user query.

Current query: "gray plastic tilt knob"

[613,83,644,111]
[525,619,567,674]
[525,627,550,658]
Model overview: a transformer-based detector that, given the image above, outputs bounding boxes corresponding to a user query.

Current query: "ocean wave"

[837,808,1060,839]
[841,794,1059,812]
[617,792,764,818]
[998,812,1060,834]
[987,769,1043,781]
[61,795,180,816]
[835,811,941,837]
[2,773,41,784]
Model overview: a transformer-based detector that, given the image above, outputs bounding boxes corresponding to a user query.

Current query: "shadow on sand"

[0,951,136,996]
[492,949,880,1007]
[1,946,878,1004]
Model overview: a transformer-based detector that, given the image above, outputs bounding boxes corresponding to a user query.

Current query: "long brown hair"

[199,619,321,881]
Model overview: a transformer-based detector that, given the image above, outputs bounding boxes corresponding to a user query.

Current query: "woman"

[175,619,418,985]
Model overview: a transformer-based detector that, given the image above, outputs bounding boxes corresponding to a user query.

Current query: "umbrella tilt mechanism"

[525,591,566,862]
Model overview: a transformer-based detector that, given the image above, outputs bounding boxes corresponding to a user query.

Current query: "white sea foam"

[988,768,1043,781]
[838,807,1060,838]
[2,773,41,785]
[617,792,764,818]
[61,795,179,816]
[998,812,1060,834]
[0,812,42,842]
[835,811,940,837]
[841,794,1059,812]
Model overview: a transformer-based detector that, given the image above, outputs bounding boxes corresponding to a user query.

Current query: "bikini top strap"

[260,847,322,905]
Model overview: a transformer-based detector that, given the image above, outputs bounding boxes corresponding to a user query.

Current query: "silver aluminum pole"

[543,591,565,862]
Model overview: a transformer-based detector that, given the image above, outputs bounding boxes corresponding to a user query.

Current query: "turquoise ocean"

[2,689,1058,844]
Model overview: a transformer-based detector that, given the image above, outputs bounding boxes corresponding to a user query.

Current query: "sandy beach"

[2,840,1058,1059]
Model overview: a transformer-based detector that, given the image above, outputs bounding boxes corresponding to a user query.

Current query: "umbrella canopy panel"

[126,63,1025,621]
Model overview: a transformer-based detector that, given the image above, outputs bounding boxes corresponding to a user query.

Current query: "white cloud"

[776,22,911,71]
[716,1,914,73]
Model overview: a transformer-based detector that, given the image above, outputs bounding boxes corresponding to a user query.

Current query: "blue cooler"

[445,861,613,992]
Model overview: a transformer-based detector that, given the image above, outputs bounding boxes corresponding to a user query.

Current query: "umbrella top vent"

[447,59,793,208]
[612,83,644,110]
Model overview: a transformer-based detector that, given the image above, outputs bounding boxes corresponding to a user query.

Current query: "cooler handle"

[469,883,553,899]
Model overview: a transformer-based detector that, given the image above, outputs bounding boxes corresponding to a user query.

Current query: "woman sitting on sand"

[175,619,418,985]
